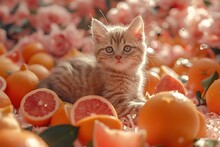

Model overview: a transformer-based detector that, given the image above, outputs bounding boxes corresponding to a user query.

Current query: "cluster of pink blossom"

[0,0,220,59]
[106,0,220,65]
[0,0,117,57]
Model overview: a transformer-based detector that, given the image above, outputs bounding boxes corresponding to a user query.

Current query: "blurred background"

[0,0,219,67]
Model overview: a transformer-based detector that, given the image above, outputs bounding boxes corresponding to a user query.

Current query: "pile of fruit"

[1,0,220,147]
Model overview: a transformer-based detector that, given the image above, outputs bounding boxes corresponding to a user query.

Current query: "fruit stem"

[20,64,28,71]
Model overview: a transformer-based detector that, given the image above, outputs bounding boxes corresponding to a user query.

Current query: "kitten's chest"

[103,72,139,91]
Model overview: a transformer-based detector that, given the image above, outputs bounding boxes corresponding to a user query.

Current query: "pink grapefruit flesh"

[70,95,118,124]
[20,88,60,126]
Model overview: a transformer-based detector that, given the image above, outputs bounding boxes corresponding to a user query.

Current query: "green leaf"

[196,91,206,106]
[39,124,79,147]
[194,138,220,147]
[86,140,93,147]
[202,71,218,97]
[105,0,111,9]
[203,0,212,7]
[24,126,33,131]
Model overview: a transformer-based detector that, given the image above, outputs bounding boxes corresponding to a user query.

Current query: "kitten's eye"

[105,46,114,53]
[123,45,132,52]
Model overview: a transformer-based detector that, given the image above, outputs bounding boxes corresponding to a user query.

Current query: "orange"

[137,91,199,147]
[0,43,6,55]
[0,56,19,79]
[187,58,220,94]
[5,64,39,109]
[0,105,21,131]
[0,76,6,91]
[206,79,220,114]
[70,95,118,124]
[0,91,11,108]
[60,48,81,60]
[196,111,206,138]
[21,42,45,63]
[20,88,61,126]
[75,115,123,145]
[28,64,50,80]
[144,71,160,95]
[50,102,72,126]
[0,129,48,147]
[28,52,55,70]
[93,120,146,147]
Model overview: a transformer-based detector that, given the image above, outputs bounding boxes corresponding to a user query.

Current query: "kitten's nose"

[115,55,122,60]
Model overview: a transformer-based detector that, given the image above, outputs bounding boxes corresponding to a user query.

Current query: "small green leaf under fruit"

[86,140,93,147]
[39,124,79,147]
[196,71,219,106]
[194,138,220,147]
[196,91,206,106]
[202,71,218,94]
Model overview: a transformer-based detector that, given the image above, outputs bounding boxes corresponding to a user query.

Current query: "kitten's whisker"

[99,10,109,25]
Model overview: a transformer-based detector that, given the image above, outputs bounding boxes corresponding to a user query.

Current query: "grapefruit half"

[20,88,60,126]
[70,95,117,124]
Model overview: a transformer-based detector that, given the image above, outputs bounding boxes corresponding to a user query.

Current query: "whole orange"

[187,58,220,94]
[5,64,39,109]
[196,111,206,138]
[0,129,48,147]
[206,79,220,114]
[0,56,19,79]
[28,64,50,80]
[21,42,45,63]
[28,52,55,70]
[137,91,199,147]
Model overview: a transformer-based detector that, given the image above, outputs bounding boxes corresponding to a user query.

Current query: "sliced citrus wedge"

[20,88,60,126]
[70,95,118,124]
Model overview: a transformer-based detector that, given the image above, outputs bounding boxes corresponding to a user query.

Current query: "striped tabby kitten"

[39,16,147,117]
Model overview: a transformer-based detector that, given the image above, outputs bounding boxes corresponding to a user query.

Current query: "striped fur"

[39,16,148,117]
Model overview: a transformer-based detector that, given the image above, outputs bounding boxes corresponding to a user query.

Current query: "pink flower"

[41,24,85,57]
[34,4,71,32]
[199,13,220,48]
[69,0,95,18]
[180,7,209,44]
[0,5,9,22]
[107,2,134,24]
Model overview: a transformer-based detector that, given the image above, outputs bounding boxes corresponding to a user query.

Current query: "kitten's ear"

[127,16,145,41]
[91,18,108,43]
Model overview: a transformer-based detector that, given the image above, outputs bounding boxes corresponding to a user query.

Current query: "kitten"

[39,16,148,118]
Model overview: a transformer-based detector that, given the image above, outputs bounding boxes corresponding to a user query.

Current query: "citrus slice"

[93,121,146,147]
[0,76,6,91]
[154,74,186,95]
[75,115,123,145]
[70,95,118,124]
[50,102,73,126]
[20,88,60,126]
